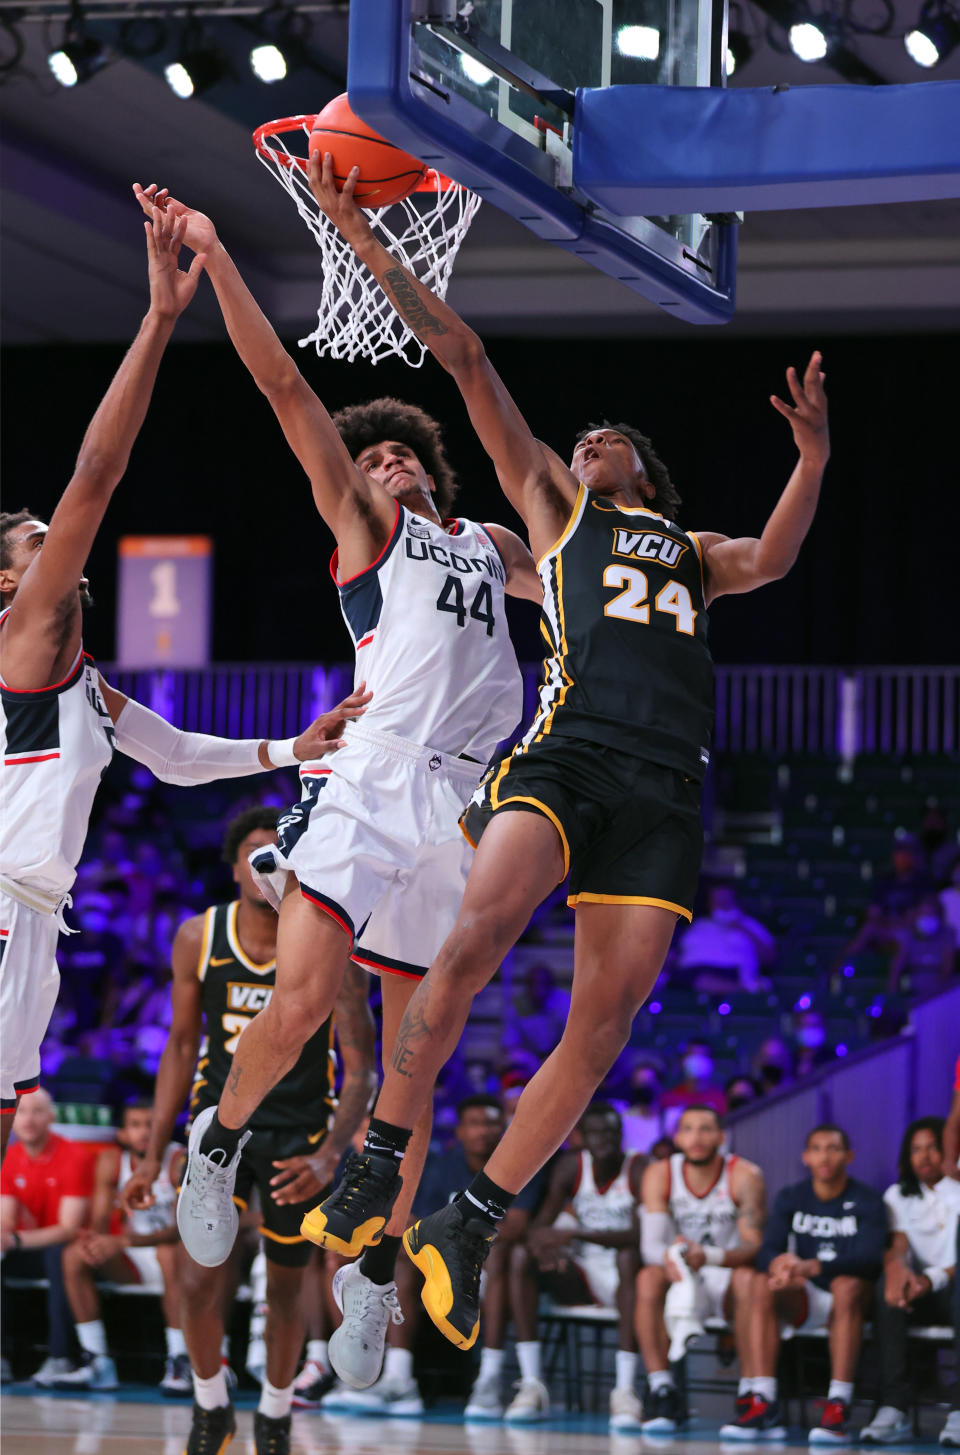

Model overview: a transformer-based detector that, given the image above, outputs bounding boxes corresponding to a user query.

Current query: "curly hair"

[897,1115,944,1198]
[576,421,682,521]
[1,508,40,570]
[332,398,458,517]
[221,806,280,865]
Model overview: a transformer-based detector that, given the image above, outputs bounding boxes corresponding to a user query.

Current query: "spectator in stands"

[920,806,960,888]
[861,1116,960,1445]
[662,1041,727,1132]
[502,963,571,1059]
[725,1075,761,1113]
[335,1096,539,1418]
[872,835,934,922]
[673,883,776,995]
[940,861,960,952]
[638,1106,765,1434]
[508,1104,644,1429]
[793,1009,835,1079]
[888,897,956,997]
[0,1090,92,1385]
[752,1036,797,1095]
[59,1100,186,1393]
[735,1123,886,1445]
[622,1056,669,1154]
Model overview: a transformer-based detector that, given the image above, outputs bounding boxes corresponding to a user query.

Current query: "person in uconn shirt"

[734,1124,886,1446]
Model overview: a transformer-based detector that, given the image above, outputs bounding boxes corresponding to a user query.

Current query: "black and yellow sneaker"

[184,1400,236,1455]
[300,1150,402,1256]
[403,1198,497,1350]
[253,1411,291,1455]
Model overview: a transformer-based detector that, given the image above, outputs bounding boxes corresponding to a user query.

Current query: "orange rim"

[252,115,460,191]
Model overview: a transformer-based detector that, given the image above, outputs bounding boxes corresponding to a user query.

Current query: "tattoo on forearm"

[227,1061,243,1096]
[391,1004,433,1078]
[383,268,449,337]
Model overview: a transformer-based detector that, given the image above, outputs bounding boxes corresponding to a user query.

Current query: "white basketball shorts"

[0,890,61,1109]
[782,1278,834,1334]
[251,724,482,978]
[121,1244,165,1291]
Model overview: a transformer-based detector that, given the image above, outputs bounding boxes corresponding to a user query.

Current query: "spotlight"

[616,24,661,60]
[250,41,286,81]
[48,22,105,86]
[788,20,829,59]
[904,2,960,64]
[725,28,753,74]
[460,52,495,84]
[165,41,225,98]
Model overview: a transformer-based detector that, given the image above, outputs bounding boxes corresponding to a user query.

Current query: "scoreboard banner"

[117,535,212,668]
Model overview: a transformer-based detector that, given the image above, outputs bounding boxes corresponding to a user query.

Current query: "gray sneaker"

[32,1356,79,1387]
[940,1412,960,1448]
[328,1260,404,1390]
[53,1353,118,1390]
[176,1106,250,1268]
[861,1408,912,1445]
[465,1372,505,1421]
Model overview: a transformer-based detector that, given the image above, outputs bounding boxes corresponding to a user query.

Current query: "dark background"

[3,327,956,668]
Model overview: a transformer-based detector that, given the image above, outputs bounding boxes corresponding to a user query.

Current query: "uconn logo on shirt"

[792,1211,859,1239]
[404,532,505,584]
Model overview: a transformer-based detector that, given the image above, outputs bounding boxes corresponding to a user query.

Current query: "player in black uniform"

[123,807,377,1455]
[298,157,830,1352]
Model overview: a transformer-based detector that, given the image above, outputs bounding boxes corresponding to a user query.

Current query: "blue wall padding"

[574,81,960,213]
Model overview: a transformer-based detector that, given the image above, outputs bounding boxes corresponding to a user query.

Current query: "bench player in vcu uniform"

[123,807,377,1455]
[131,181,540,1386]
[303,154,830,1352]
[0,210,360,1163]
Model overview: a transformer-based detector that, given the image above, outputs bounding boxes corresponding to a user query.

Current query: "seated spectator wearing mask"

[622,1058,668,1155]
[871,836,934,923]
[793,1010,834,1079]
[673,884,776,995]
[662,1042,726,1134]
[752,1039,797,1097]
[725,1075,761,1114]
[888,896,956,998]
[861,1116,960,1446]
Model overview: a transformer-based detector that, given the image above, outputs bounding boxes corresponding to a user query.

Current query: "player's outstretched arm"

[132,185,394,560]
[0,209,205,691]
[306,156,572,538]
[695,353,829,605]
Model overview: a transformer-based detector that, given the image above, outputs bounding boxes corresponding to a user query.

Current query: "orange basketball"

[309,93,426,207]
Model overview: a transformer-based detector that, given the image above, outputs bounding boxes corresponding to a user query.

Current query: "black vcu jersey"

[527,484,713,780]
[191,901,336,1137]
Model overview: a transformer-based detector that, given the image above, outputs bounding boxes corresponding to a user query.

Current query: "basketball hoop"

[253,115,482,368]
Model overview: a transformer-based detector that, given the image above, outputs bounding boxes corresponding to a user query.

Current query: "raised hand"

[133,183,219,257]
[293,684,372,761]
[770,351,830,468]
[306,150,374,247]
[145,203,207,319]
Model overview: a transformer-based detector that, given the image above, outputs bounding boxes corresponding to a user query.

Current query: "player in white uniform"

[0,208,363,1160]
[131,186,540,1388]
[638,1105,766,1432]
[60,1100,185,1393]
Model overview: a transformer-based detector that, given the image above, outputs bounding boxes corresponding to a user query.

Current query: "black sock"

[359,1234,402,1285]
[198,1111,245,1159]
[364,1117,412,1161]
[458,1170,515,1228]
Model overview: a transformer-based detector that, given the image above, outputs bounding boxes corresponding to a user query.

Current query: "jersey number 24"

[603,566,697,635]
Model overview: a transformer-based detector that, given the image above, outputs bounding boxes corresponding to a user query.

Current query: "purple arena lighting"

[648,1001,663,1015]
[718,1002,732,1016]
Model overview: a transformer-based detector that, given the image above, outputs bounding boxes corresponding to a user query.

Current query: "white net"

[254,117,482,368]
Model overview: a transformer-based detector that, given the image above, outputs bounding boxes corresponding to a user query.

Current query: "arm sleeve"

[755,1188,793,1272]
[641,1208,675,1267]
[114,697,268,785]
[828,1192,888,1280]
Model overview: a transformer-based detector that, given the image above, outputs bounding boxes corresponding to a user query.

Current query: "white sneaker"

[330,1372,424,1415]
[465,1371,505,1421]
[941,1411,960,1448]
[861,1408,912,1445]
[610,1386,644,1432]
[32,1356,78,1387]
[176,1105,251,1268]
[53,1353,118,1390]
[668,1316,706,1363]
[329,1260,404,1391]
[504,1379,550,1423]
[159,1352,192,1395]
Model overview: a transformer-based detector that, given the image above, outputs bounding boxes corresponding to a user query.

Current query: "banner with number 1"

[116,536,212,668]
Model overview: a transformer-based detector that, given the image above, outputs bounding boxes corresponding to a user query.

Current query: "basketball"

[308,92,426,207]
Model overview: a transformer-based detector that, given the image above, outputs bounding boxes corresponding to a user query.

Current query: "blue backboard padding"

[575,81,960,214]
[347,0,737,325]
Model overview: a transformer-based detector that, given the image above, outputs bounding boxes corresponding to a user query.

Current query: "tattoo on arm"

[741,1173,767,1234]
[227,1061,243,1095]
[383,268,449,338]
[390,1003,432,1078]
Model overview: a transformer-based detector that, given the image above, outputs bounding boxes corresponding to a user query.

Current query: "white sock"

[648,1369,674,1393]
[220,1336,229,1359]
[259,1378,294,1419]
[384,1346,414,1386]
[738,1377,754,1397]
[193,1369,229,1411]
[616,1350,638,1391]
[754,1377,778,1403]
[165,1327,187,1358]
[479,1346,505,1382]
[516,1341,542,1384]
[828,1380,854,1405]
[306,1339,328,1368]
[76,1321,107,1358]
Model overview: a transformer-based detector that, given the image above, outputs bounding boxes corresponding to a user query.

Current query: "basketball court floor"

[0,1390,951,1455]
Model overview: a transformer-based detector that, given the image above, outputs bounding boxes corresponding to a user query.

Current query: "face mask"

[632,1084,658,1107]
[797,1027,826,1049]
[683,1054,713,1081]
[916,915,940,936]
[761,1064,784,1086]
[712,907,738,924]
[727,1094,751,1111]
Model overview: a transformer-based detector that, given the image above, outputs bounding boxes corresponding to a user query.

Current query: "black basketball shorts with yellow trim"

[230,1123,331,1268]
[461,735,703,921]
